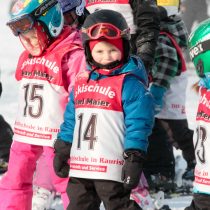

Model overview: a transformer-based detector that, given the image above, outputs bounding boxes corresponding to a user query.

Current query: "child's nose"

[104,52,111,59]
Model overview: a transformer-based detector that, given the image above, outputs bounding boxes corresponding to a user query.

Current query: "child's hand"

[121,150,145,190]
[53,139,71,178]
[150,84,167,115]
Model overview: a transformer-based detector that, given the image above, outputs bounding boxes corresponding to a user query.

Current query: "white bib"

[156,71,188,119]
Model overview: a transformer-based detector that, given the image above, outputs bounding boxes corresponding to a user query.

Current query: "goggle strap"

[33,0,58,18]
[190,39,210,61]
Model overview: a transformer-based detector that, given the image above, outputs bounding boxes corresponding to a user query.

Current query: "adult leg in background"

[143,118,175,191]
[160,119,195,181]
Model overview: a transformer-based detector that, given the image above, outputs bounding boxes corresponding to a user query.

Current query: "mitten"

[121,150,145,190]
[150,84,167,114]
[53,139,72,178]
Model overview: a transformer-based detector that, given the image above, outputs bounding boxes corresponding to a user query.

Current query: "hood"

[160,16,188,48]
[45,26,82,53]
[87,56,148,86]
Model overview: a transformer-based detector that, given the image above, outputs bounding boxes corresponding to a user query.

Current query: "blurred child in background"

[185,17,210,210]
[143,0,196,193]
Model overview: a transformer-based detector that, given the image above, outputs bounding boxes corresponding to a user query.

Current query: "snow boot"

[32,186,55,210]
[146,173,177,193]
[182,160,195,189]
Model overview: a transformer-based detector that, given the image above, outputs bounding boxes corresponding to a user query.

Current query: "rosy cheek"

[30,38,39,47]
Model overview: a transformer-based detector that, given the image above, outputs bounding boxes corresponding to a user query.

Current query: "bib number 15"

[23,83,44,118]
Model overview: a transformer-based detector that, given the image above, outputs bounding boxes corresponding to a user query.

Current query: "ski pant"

[143,118,175,178]
[0,141,69,210]
[0,115,13,162]
[143,118,195,178]
[159,118,195,167]
[185,193,210,210]
[66,177,142,210]
[33,151,55,191]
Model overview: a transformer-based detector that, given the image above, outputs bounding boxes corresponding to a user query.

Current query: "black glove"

[53,139,72,178]
[121,150,145,190]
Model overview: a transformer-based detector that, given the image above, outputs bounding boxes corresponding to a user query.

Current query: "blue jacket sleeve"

[122,75,155,152]
[57,91,75,143]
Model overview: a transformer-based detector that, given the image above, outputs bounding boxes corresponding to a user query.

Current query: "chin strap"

[87,60,123,83]
[87,67,99,83]
[90,60,122,70]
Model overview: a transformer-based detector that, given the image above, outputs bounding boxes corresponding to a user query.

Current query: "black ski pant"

[159,118,195,167]
[143,118,195,178]
[185,193,210,210]
[143,118,175,178]
[66,177,142,210]
[0,115,13,162]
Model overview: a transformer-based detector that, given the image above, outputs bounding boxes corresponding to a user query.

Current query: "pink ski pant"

[0,141,69,210]
[33,151,55,191]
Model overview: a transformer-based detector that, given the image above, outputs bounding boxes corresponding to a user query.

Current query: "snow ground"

[0,1,201,210]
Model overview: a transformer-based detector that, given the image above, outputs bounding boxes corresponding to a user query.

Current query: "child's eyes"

[96,49,116,53]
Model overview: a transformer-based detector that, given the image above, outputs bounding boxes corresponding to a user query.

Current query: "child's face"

[91,41,122,66]
[19,26,47,56]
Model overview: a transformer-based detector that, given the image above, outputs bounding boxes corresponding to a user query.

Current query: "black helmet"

[82,9,130,44]
[81,9,130,67]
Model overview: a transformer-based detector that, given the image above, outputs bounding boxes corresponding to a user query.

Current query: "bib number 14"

[77,113,98,150]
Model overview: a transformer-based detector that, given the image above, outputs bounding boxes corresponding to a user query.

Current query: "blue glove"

[150,84,167,114]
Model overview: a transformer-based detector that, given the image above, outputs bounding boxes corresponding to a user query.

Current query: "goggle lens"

[90,24,119,38]
[7,16,34,36]
[83,23,129,40]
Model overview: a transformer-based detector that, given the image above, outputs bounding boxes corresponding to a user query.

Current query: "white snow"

[0,1,201,210]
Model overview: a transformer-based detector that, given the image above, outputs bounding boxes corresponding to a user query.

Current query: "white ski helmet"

[58,0,85,16]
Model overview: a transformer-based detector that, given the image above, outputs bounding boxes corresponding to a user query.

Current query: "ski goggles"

[82,23,130,40]
[7,0,58,36]
[7,15,35,36]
